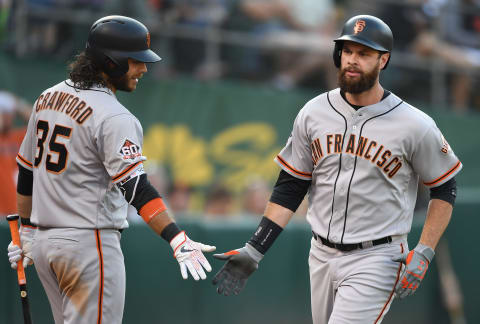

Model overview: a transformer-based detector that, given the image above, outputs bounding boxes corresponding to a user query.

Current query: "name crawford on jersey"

[308,133,402,178]
[35,91,93,124]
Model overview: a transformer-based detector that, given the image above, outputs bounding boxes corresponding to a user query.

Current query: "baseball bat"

[7,214,33,324]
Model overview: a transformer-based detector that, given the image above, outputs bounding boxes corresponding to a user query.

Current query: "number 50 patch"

[119,139,141,160]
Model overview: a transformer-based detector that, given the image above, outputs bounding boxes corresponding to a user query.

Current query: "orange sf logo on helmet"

[353,20,366,34]
[146,32,151,48]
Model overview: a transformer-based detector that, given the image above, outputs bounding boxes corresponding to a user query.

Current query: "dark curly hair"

[68,51,107,90]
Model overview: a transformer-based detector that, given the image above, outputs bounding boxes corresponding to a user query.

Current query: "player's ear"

[379,52,390,69]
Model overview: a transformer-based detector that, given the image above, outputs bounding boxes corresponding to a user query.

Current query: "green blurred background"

[0,52,479,324]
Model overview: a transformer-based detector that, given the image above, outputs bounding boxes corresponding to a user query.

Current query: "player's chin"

[127,79,138,92]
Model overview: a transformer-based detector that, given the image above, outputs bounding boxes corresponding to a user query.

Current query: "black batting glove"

[212,243,263,296]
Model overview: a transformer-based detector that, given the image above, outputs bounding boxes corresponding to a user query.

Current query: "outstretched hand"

[212,244,263,296]
[171,231,216,281]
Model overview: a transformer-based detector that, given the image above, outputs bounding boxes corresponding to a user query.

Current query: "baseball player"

[0,91,31,217]
[212,15,462,324]
[6,15,215,324]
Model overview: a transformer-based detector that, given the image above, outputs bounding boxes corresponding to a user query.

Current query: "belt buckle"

[361,241,374,249]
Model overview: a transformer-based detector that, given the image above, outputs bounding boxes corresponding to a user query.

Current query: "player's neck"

[345,83,384,107]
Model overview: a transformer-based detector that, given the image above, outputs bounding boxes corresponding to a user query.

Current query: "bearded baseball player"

[6,15,215,323]
[212,15,462,323]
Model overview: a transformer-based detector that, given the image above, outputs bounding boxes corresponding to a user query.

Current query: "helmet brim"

[334,35,390,52]
[111,49,162,63]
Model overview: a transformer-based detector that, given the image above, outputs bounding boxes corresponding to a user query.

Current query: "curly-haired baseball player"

[6,15,215,323]
[212,15,462,323]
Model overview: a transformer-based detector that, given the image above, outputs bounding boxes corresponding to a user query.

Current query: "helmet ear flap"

[85,45,129,78]
[333,42,342,68]
[103,56,129,78]
[103,57,119,77]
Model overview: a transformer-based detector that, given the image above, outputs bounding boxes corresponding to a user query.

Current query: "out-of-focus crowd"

[0,88,307,221]
[1,0,480,112]
[0,0,479,221]
[0,91,31,218]
[129,167,308,222]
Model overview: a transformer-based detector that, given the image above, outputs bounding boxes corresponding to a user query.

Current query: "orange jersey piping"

[276,155,312,178]
[17,154,33,168]
[423,161,461,186]
[112,161,142,182]
[374,243,404,324]
[95,230,104,324]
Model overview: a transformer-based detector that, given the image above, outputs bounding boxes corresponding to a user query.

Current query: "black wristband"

[160,222,182,243]
[20,217,37,228]
[247,216,283,255]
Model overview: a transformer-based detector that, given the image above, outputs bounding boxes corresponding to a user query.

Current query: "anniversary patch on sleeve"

[119,139,141,160]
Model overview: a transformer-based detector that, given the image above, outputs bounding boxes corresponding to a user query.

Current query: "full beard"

[338,62,380,94]
[108,74,133,92]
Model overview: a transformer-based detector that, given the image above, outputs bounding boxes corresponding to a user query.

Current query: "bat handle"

[7,214,27,285]
[19,283,33,324]
[7,214,33,324]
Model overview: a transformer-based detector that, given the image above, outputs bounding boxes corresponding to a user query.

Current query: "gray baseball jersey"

[16,79,149,323]
[276,88,461,323]
[275,88,462,244]
[16,80,146,229]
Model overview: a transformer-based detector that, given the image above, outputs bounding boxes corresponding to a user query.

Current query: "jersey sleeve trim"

[423,160,462,187]
[16,154,33,170]
[112,161,142,183]
[275,155,312,179]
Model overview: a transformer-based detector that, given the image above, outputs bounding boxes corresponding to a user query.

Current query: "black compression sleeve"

[17,163,33,196]
[430,177,457,206]
[119,174,161,211]
[270,170,311,212]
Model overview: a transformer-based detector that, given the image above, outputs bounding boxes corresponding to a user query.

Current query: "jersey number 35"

[34,120,72,174]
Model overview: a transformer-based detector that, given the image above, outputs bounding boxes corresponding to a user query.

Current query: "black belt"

[312,231,392,252]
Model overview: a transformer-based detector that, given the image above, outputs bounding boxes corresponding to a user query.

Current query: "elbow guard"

[118,174,166,222]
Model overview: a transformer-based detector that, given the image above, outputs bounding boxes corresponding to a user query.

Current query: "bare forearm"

[419,199,453,250]
[146,210,176,236]
[16,193,32,219]
[264,201,295,228]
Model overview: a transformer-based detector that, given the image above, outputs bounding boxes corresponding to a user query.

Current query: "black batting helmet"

[86,15,161,78]
[333,15,393,69]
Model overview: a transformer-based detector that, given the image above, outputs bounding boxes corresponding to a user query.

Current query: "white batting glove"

[7,243,23,269]
[170,231,216,281]
[7,225,36,269]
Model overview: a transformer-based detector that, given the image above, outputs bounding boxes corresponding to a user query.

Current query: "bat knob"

[6,214,19,222]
